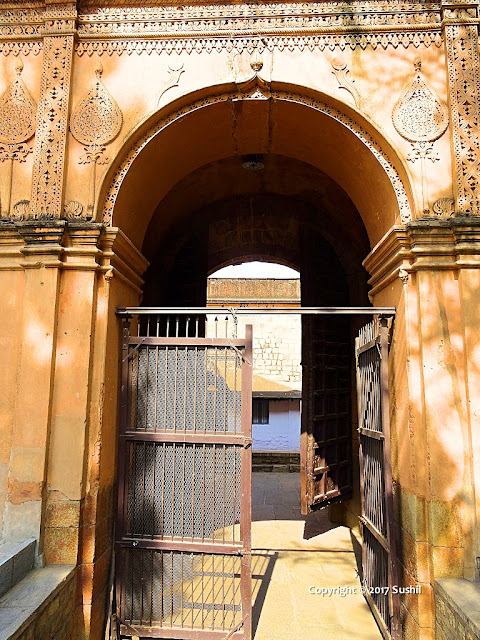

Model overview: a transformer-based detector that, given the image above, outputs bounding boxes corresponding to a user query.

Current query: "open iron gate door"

[116,315,253,640]
[356,317,399,640]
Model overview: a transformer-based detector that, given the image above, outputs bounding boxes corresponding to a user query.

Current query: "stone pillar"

[442,0,480,215]
[2,221,65,553]
[366,219,480,639]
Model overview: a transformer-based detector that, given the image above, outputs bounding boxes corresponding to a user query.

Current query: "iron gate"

[116,314,253,640]
[356,317,399,640]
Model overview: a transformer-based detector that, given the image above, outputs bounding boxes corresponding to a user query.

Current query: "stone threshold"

[0,565,75,640]
[435,578,480,638]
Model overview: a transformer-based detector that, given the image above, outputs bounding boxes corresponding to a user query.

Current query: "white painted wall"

[252,399,301,451]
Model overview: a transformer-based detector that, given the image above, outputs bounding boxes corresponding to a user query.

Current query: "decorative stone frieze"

[30,34,74,219]
[442,2,480,215]
[72,1,444,54]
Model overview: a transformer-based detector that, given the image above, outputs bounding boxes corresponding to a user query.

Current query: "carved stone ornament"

[64,200,86,220]
[30,34,74,220]
[393,57,448,215]
[158,64,184,105]
[70,62,123,216]
[444,19,480,215]
[0,59,36,218]
[12,200,30,221]
[331,57,361,109]
[70,61,122,148]
[75,2,443,55]
[0,59,36,146]
[393,57,448,152]
[432,197,455,217]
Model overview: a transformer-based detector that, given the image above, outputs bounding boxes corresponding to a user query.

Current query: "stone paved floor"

[251,472,382,640]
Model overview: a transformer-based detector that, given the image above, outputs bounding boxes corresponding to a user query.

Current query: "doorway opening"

[202,260,381,639]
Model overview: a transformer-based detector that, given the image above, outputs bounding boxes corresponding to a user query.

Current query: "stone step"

[0,539,36,600]
[252,450,300,472]
[0,565,74,640]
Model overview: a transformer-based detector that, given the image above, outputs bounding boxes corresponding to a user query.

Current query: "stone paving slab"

[251,472,382,640]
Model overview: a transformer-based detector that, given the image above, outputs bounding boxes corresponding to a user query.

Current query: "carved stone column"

[30,1,76,219]
[442,0,480,215]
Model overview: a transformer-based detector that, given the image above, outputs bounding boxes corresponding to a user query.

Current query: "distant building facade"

[207,277,301,452]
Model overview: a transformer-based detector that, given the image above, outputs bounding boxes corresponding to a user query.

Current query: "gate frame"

[115,306,397,640]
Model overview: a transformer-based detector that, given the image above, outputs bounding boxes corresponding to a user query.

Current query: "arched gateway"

[1,6,480,640]
[102,79,405,639]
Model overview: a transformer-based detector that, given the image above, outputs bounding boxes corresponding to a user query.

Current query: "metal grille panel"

[356,317,398,640]
[360,435,387,538]
[125,442,242,541]
[117,316,252,640]
[131,347,242,433]
[121,548,243,631]
[361,526,390,634]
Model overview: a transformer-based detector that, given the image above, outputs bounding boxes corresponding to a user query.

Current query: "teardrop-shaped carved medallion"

[393,59,448,143]
[70,64,122,147]
[0,67,36,145]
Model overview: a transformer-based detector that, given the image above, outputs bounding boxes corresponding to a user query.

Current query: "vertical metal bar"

[212,444,216,540]
[191,443,196,541]
[183,346,188,431]
[171,443,176,538]
[164,347,169,431]
[240,324,253,640]
[379,316,399,639]
[173,347,178,432]
[181,551,184,627]
[116,317,131,621]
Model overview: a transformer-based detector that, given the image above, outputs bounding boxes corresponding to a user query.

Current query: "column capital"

[365,219,480,296]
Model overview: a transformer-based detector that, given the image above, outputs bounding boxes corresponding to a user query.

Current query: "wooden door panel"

[301,315,353,513]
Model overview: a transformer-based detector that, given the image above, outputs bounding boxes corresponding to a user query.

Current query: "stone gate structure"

[1,1,480,639]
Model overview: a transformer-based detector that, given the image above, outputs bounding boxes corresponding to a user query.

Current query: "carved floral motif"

[331,57,361,109]
[0,58,36,217]
[432,197,455,217]
[393,58,448,214]
[393,58,448,157]
[70,62,123,217]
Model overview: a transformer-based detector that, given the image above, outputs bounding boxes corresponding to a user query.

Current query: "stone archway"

[98,77,416,250]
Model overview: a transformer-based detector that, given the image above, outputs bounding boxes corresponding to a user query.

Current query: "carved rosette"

[393,58,448,162]
[70,62,123,216]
